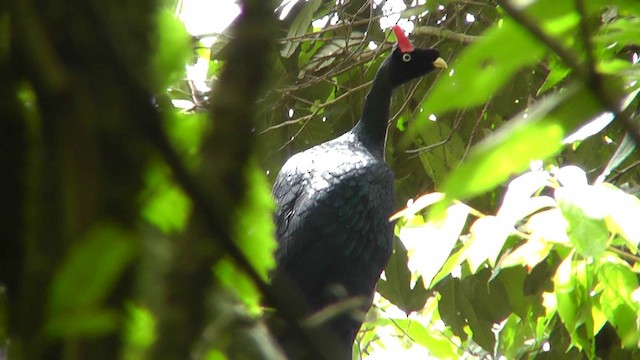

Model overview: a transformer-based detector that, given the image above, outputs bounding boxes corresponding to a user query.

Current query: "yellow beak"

[433,57,448,69]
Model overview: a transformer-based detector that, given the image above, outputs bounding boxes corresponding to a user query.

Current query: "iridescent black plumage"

[271,26,446,356]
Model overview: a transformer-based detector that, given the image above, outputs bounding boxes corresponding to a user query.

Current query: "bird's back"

[271,131,395,346]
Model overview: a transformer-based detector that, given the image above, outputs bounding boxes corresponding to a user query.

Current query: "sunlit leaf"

[399,203,469,289]
[555,185,611,259]
[497,169,554,224]
[466,216,511,272]
[601,183,640,249]
[553,165,588,187]
[390,192,444,221]
[402,319,460,359]
[500,237,552,270]
[525,209,570,244]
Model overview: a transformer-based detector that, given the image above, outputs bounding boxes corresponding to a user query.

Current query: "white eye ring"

[402,53,412,62]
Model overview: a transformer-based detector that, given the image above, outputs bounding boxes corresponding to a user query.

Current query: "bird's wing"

[271,148,394,295]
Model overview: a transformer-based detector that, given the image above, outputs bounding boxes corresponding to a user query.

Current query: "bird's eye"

[402,53,411,62]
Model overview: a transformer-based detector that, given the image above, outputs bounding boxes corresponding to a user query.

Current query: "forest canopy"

[1,0,640,359]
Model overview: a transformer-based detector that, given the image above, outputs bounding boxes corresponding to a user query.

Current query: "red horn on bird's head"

[392,25,415,53]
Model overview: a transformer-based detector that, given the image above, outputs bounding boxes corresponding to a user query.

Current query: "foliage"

[2,0,640,359]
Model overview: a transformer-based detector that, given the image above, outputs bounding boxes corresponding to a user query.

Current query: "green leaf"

[419,18,545,116]
[555,185,611,259]
[400,319,460,359]
[537,55,571,95]
[554,255,594,352]
[430,242,469,289]
[438,85,603,205]
[601,184,640,249]
[597,256,640,348]
[378,238,430,314]
[48,222,136,314]
[280,0,321,58]
[595,17,640,51]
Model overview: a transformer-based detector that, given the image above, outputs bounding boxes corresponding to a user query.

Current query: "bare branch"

[413,25,480,44]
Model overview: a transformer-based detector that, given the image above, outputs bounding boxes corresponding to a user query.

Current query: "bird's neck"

[352,69,393,157]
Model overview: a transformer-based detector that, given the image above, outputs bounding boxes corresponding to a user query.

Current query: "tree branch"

[495,0,640,146]
[413,25,480,44]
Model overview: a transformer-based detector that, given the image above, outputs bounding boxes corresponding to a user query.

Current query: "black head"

[386,26,447,88]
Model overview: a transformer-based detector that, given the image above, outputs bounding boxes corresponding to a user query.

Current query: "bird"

[270,25,447,357]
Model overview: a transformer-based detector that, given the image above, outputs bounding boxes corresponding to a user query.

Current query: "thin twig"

[263,80,373,133]
[608,246,640,264]
[413,25,480,44]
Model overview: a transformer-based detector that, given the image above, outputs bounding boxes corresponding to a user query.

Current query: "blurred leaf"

[281,0,321,58]
[215,164,277,312]
[48,222,136,314]
[378,238,430,314]
[165,111,209,157]
[124,303,156,350]
[420,18,545,116]
[234,164,277,281]
[46,309,119,338]
[400,4,429,19]
[595,17,640,51]
[214,258,262,314]
[153,9,192,89]
[141,162,192,234]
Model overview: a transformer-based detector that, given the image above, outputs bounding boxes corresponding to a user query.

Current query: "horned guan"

[270,25,447,356]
